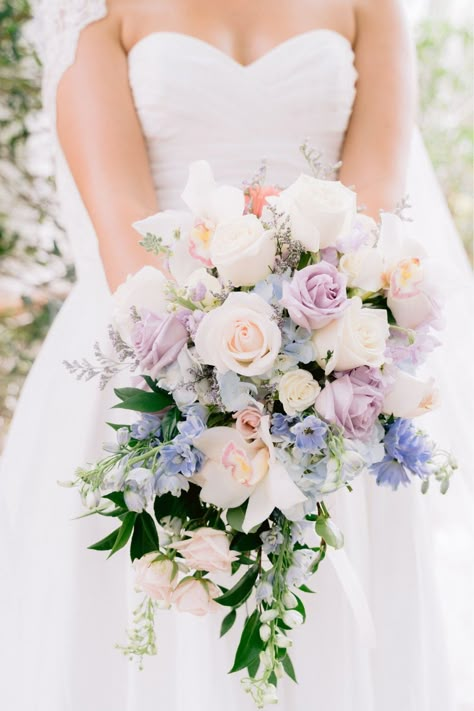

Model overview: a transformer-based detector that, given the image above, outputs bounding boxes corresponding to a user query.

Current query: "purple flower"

[279,261,348,330]
[385,326,440,369]
[371,418,433,490]
[316,366,385,440]
[319,247,339,267]
[132,309,188,376]
[290,415,327,452]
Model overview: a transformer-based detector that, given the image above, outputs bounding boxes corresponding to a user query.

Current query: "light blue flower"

[271,413,296,442]
[154,472,190,497]
[291,416,327,452]
[260,528,284,554]
[131,414,161,441]
[217,371,258,412]
[252,272,289,305]
[281,318,314,364]
[159,439,204,477]
[371,418,433,490]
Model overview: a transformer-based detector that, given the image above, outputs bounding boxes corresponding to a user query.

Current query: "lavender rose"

[280,261,348,330]
[132,309,189,377]
[315,366,385,440]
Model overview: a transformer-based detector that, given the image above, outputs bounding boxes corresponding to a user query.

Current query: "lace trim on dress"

[31,0,108,132]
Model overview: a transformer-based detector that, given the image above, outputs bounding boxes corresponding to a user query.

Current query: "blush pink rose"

[233,405,263,439]
[245,185,281,217]
[132,309,188,376]
[171,528,238,574]
[280,261,349,330]
[133,554,178,605]
[172,577,220,616]
[316,366,385,440]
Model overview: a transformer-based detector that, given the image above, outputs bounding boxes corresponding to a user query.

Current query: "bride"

[1,1,472,709]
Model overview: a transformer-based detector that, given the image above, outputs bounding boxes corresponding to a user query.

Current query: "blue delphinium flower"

[371,418,433,490]
[271,413,296,442]
[154,471,190,497]
[159,439,204,477]
[131,413,161,441]
[281,318,314,364]
[291,415,327,452]
[261,528,284,554]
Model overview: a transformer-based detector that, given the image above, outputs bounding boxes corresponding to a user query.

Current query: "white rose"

[112,266,169,343]
[184,268,221,308]
[210,214,276,287]
[278,368,321,415]
[194,292,281,376]
[267,174,356,251]
[312,297,390,374]
[339,246,384,292]
[383,368,440,418]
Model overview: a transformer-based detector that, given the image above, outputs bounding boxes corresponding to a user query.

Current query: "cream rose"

[113,266,169,343]
[339,246,384,292]
[171,578,220,616]
[210,214,276,287]
[171,528,238,574]
[278,368,321,415]
[194,292,281,376]
[133,554,178,606]
[382,368,440,418]
[312,297,390,374]
[267,174,356,251]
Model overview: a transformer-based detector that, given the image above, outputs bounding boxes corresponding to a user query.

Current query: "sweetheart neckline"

[127,28,354,69]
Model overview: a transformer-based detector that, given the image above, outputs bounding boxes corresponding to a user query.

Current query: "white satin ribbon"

[326,547,377,648]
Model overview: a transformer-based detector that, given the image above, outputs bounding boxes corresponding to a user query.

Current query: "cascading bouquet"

[65,154,456,707]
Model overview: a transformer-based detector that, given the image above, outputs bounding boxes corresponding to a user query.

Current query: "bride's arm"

[339,0,416,217]
[56,14,163,292]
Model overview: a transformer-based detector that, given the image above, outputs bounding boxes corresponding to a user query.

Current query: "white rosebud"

[260,609,279,623]
[275,662,284,679]
[259,624,272,642]
[315,517,345,549]
[261,685,279,705]
[260,649,272,667]
[282,591,298,609]
[278,368,321,416]
[282,610,303,628]
[85,489,101,509]
[116,427,131,446]
[274,632,292,648]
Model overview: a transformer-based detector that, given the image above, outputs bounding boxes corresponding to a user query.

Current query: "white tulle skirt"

[1,131,472,711]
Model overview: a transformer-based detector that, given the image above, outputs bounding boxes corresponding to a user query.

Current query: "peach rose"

[171,528,238,574]
[133,554,178,606]
[172,577,220,616]
[233,405,263,439]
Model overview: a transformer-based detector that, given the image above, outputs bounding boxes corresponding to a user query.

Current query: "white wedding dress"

[1,4,473,711]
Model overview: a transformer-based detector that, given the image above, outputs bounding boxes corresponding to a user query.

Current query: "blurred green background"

[0,1,473,448]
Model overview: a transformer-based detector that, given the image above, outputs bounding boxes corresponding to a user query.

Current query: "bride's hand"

[339,0,416,219]
[56,11,166,292]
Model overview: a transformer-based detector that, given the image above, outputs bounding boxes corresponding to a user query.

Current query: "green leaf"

[215,564,259,608]
[247,657,260,678]
[108,511,137,558]
[226,503,247,532]
[220,609,237,638]
[114,387,144,402]
[161,406,180,442]
[230,530,264,552]
[294,594,306,623]
[106,422,129,431]
[113,389,173,413]
[299,584,315,594]
[103,492,126,508]
[230,609,264,673]
[88,527,121,551]
[154,484,205,523]
[130,511,160,561]
[282,653,298,683]
[141,375,161,393]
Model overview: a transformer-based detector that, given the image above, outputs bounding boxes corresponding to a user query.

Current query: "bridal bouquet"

[66,156,455,707]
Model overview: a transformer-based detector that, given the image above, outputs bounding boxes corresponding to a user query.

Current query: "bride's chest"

[127,30,358,142]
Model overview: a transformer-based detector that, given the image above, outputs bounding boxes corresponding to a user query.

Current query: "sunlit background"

[0,1,473,709]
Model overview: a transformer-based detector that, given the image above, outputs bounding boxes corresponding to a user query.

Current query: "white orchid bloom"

[193,416,306,532]
[382,368,440,418]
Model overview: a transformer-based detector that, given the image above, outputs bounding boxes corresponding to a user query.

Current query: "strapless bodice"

[54,29,357,283]
[128,29,357,209]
